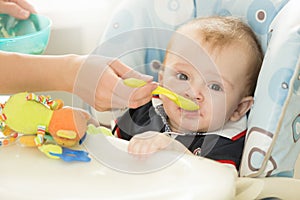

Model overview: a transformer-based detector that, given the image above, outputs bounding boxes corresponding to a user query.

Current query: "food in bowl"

[0,14,51,54]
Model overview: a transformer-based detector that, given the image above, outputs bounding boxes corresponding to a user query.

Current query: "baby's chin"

[170,120,207,133]
[170,115,223,133]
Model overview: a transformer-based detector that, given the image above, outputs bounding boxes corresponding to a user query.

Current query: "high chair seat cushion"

[99,0,299,177]
[240,0,300,177]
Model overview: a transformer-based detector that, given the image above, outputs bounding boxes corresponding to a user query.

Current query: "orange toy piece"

[48,107,90,147]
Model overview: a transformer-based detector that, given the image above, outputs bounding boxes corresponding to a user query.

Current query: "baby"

[113,16,263,169]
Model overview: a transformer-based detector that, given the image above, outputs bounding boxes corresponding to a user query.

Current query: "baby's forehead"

[164,41,251,80]
[164,48,216,72]
[165,38,247,66]
[173,24,252,51]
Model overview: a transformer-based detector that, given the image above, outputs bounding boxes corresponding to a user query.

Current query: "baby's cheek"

[203,98,227,129]
[161,97,180,118]
[160,95,173,106]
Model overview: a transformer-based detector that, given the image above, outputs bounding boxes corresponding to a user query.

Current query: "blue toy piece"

[50,147,91,162]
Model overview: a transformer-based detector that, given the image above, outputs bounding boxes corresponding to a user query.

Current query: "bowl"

[0,14,51,54]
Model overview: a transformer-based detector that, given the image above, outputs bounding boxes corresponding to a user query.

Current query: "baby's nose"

[185,87,204,102]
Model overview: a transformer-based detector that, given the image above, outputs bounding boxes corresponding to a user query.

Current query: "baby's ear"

[230,96,254,122]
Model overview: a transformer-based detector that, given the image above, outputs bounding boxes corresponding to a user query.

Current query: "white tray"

[0,134,237,200]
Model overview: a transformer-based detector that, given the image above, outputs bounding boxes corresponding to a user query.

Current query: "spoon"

[124,78,200,111]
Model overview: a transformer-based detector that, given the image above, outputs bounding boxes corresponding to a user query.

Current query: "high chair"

[96,0,300,199]
[1,0,299,199]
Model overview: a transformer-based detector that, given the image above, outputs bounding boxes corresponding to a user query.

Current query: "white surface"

[29,0,122,55]
[0,135,237,200]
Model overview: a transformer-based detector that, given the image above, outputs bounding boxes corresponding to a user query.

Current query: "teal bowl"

[0,14,51,54]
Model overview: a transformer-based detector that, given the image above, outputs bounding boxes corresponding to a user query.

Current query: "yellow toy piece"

[87,124,113,136]
[56,130,77,139]
[1,126,14,136]
[2,93,56,134]
[19,135,37,147]
[39,144,62,159]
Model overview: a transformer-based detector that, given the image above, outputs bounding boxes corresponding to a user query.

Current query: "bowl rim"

[0,13,52,42]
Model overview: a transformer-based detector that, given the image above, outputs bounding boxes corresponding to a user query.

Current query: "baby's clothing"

[113,101,246,169]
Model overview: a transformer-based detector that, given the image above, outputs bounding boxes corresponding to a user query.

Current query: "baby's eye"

[176,73,188,80]
[208,83,223,91]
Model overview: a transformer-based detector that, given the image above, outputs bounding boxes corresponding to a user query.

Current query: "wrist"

[60,54,87,93]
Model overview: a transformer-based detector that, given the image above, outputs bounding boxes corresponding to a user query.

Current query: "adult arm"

[0,51,157,111]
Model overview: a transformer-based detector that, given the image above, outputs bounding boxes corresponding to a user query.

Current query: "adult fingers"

[78,56,156,111]
[109,59,154,82]
[9,0,36,13]
[109,78,156,108]
[94,88,152,111]
[0,2,28,19]
[94,78,156,111]
[127,83,158,108]
[0,0,36,19]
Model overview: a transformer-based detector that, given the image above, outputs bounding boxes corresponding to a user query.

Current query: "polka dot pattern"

[105,9,134,38]
[268,68,293,106]
[292,115,300,142]
[150,60,162,72]
[247,0,276,34]
[154,0,194,26]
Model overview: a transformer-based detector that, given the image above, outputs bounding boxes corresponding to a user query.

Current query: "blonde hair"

[176,16,263,96]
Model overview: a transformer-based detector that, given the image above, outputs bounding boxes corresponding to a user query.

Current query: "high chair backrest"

[240,0,300,178]
[99,0,300,177]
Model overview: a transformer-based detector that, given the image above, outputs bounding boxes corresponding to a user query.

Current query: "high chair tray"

[0,134,237,199]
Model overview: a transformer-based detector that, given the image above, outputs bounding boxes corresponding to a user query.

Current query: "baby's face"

[160,41,250,133]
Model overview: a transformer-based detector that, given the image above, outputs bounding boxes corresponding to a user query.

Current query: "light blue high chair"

[98,0,300,198]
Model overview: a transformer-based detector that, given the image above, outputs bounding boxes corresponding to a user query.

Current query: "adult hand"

[0,52,156,112]
[73,55,158,112]
[0,0,36,19]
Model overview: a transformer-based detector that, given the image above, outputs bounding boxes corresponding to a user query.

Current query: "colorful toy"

[0,92,92,162]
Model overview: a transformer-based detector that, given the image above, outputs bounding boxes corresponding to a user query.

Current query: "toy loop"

[26,93,62,110]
